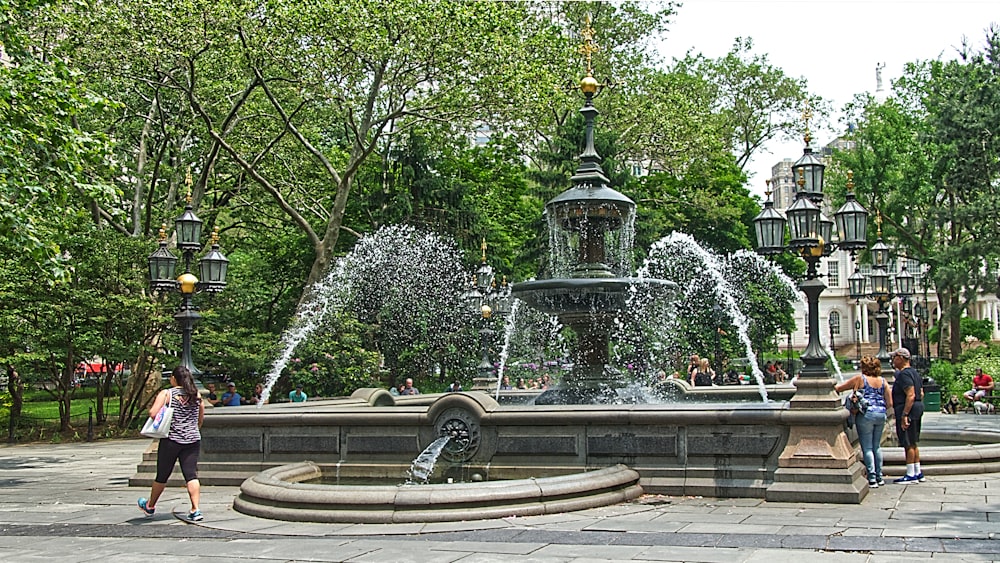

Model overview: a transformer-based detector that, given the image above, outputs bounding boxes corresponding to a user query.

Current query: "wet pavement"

[2,412,1000,562]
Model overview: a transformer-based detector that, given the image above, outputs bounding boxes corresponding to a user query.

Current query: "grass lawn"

[2,387,133,443]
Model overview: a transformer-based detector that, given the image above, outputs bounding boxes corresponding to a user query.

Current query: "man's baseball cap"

[889,347,911,359]
[227,382,236,388]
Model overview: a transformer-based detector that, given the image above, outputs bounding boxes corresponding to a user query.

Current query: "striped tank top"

[166,387,201,444]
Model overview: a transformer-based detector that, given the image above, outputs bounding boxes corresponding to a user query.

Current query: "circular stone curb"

[234,462,642,524]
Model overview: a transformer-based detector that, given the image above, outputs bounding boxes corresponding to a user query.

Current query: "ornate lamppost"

[828,314,837,355]
[463,240,511,390]
[847,215,913,372]
[753,133,869,400]
[854,320,862,361]
[753,117,871,501]
[147,171,229,376]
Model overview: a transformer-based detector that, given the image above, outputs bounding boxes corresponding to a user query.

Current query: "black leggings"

[155,439,201,484]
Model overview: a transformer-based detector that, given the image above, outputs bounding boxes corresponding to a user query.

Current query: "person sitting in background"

[499,376,512,390]
[289,384,307,402]
[964,368,994,403]
[515,378,527,390]
[220,382,241,406]
[246,383,267,405]
[204,382,221,407]
[448,381,463,392]
[774,362,788,383]
[399,378,420,395]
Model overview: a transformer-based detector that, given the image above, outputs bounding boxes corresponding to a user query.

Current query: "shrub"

[928,360,960,397]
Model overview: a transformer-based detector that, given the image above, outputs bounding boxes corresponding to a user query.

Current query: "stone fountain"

[131,42,874,522]
[512,70,674,404]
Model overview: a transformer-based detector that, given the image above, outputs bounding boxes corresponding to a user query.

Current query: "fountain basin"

[511,277,676,316]
[234,462,642,523]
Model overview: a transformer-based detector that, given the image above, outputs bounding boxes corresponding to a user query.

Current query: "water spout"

[407,436,452,484]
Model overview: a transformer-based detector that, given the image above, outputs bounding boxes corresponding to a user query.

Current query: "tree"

[674,38,822,172]
[835,28,1000,359]
[0,0,118,279]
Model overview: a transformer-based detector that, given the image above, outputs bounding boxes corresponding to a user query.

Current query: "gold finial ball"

[177,272,199,294]
[580,74,599,94]
[481,304,492,319]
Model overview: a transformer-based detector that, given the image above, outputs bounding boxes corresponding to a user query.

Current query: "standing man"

[890,347,925,483]
[289,384,308,403]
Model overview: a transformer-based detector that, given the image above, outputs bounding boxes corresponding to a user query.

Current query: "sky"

[654,0,998,198]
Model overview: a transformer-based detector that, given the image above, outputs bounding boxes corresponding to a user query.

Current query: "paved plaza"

[2,412,1000,562]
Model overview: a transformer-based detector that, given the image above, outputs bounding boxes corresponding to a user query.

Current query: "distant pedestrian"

[137,365,205,522]
[220,382,241,406]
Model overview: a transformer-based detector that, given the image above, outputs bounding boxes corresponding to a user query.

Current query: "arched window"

[829,311,841,336]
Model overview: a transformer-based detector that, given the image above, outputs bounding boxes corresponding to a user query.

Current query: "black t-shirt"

[891,366,922,414]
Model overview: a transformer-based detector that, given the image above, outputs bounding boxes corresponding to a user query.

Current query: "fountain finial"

[480,238,487,263]
[577,14,602,95]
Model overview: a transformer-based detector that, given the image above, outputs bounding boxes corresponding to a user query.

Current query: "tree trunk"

[6,365,22,420]
[949,292,963,360]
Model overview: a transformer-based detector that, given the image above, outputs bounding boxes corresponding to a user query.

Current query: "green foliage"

[284,313,382,398]
[927,317,994,346]
[927,360,960,398]
[836,29,1000,359]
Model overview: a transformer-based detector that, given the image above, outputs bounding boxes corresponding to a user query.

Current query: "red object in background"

[75,361,124,375]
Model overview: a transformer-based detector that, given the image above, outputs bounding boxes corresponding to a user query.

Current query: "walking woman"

[836,355,893,487]
[138,365,205,521]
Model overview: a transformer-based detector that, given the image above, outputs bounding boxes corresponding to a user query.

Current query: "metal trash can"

[922,376,940,413]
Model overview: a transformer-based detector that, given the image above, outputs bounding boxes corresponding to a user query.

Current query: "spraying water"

[406,436,452,484]
[640,233,790,402]
[495,299,522,400]
[258,263,346,405]
[824,344,844,382]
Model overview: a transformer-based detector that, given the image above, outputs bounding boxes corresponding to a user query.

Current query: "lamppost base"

[766,423,869,503]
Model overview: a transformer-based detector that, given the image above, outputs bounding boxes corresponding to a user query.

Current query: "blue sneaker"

[915,472,926,482]
[894,474,919,484]
[138,497,155,517]
[187,510,203,522]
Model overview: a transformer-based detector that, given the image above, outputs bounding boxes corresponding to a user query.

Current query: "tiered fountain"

[512,69,675,404]
[130,29,875,522]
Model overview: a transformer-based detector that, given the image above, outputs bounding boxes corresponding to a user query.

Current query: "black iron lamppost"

[147,172,229,376]
[712,303,723,373]
[855,320,862,361]
[753,133,869,402]
[913,301,927,358]
[463,240,511,389]
[848,215,913,372]
[828,314,836,355]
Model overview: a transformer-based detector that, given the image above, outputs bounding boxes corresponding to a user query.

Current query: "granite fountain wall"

[131,386,865,502]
